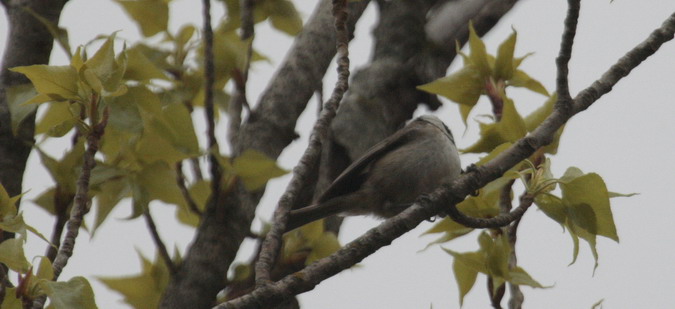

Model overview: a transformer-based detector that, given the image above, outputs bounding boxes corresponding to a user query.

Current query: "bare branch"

[143,208,177,275]
[240,0,254,40]
[202,0,222,194]
[175,161,202,215]
[254,0,351,286]
[228,0,255,148]
[555,0,580,111]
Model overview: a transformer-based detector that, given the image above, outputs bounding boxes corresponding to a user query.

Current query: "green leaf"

[451,251,481,305]
[417,65,484,123]
[561,172,619,242]
[509,69,549,96]
[444,249,484,305]
[6,84,39,136]
[1,287,22,309]
[93,176,130,232]
[421,217,473,248]
[84,34,127,94]
[135,162,184,206]
[608,191,638,198]
[10,65,79,101]
[35,256,55,280]
[534,194,566,225]
[124,47,168,81]
[494,30,517,80]
[232,150,288,190]
[508,267,545,288]
[591,299,605,309]
[306,232,341,265]
[35,102,71,136]
[485,235,510,278]
[467,23,491,76]
[266,0,303,36]
[0,238,31,273]
[115,0,168,37]
[37,140,85,194]
[150,103,200,156]
[98,253,169,309]
[175,25,196,47]
[0,182,19,217]
[41,277,98,309]
[107,87,144,134]
[462,97,527,153]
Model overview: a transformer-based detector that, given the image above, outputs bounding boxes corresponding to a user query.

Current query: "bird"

[286,115,461,231]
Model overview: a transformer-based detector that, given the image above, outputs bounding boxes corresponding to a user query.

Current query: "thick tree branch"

[159,2,369,308]
[220,12,675,307]
[0,2,67,301]
[255,0,351,285]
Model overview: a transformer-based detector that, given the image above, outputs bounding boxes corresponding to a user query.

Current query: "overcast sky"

[2,0,675,308]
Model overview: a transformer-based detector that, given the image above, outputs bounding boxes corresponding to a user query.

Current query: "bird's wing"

[317,120,425,203]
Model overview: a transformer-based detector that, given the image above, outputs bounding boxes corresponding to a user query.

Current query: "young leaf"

[124,47,168,81]
[0,287,22,309]
[232,149,288,191]
[305,232,341,265]
[115,0,168,37]
[494,30,517,80]
[561,172,619,242]
[98,253,170,309]
[467,23,491,76]
[0,238,31,273]
[40,277,98,309]
[462,97,527,153]
[10,65,79,101]
[6,84,39,136]
[509,69,549,97]
[266,0,303,36]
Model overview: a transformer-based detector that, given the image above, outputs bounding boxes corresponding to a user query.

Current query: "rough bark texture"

[0,0,68,302]
[158,1,370,308]
[319,0,519,230]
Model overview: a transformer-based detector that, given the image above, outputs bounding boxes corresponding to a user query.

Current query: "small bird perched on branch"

[286,115,461,231]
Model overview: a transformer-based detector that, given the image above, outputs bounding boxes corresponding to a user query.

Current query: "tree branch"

[159,1,369,308]
[143,208,177,275]
[175,161,202,215]
[254,0,351,286]
[555,0,580,112]
[219,12,675,306]
[202,0,222,195]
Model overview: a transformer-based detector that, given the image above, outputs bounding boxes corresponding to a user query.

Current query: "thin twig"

[176,161,202,215]
[253,0,351,286]
[228,0,254,148]
[240,0,255,40]
[555,0,580,112]
[143,208,177,275]
[507,194,530,309]
[190,157,204,181]
[315,81,324,114]
[203,0,222,196]
[51,106,107,280]
[32,106,109,309]
[219,13,675,307]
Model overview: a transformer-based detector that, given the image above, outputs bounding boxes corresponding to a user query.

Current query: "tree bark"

[0,0,68,302]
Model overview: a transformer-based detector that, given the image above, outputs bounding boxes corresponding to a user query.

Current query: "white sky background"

[1,0,675,308]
